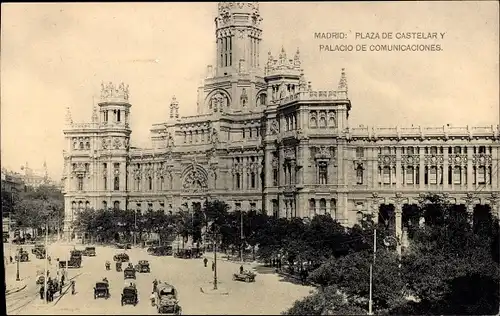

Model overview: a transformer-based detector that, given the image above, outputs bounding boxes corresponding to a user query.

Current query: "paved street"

[6,242,312,315]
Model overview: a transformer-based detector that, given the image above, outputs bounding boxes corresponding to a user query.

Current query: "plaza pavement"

[7,241,313,315]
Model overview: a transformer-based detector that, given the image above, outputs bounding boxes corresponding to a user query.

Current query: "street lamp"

[16,247,20,281]
[212,224,218,290]
[240,210,244,263]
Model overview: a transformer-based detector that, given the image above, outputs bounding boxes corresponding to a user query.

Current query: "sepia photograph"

[1,1,499,315]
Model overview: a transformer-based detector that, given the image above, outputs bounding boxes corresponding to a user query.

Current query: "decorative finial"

[65,107,73,125]
[293,47,301,68]
[338,68,348,95]
[92,105,98,123]
[100,81,130,101]
[170,96,179,119]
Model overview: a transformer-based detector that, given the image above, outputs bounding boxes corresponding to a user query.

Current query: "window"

[319,199,326,214]
[273,169,278,186]
[259,94,266,105]
[79,142,84,150]
[356,165,363,185]
[406,167,414,184]
[319,162,328,184]
[251,172,256,189]
[136,179,141,191]
[148,203,153,212]
[407,147,415,155]
[242,129,246,138]
[159,202,165,213]
[85,201,90,209]
[117,110,121,122]
[250,202,256,211]
[272,199,279,218]
[477,166,486,184]
[454,146,462,154]
[236,173,241,189]
[113,201,120,210]
[148,177,153,190]
[103,176,107,190]
[159,176,164,191]
[104,111,108,122]
[453,166,461,184]
[319,117,327,128]
[77,176,84,191]
[309,199,316,214]
[355,148,364,158]
[383,167,391,184]
[330,198,337,219]
[429,166,438,184]
[102,201,107,210]
[113,176,120,191]
[78,201,83,210]
[478,146,486,154]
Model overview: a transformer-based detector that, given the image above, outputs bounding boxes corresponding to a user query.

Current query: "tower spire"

[65,107,73,125]
[338,68,348,95]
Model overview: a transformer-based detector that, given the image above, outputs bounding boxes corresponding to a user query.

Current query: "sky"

[1,1,499,181]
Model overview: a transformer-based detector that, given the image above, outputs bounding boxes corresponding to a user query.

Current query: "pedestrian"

[9,256,13,264]
[150,292,156,306]
[153,279,158,292]
[59,281,63,295]
[203,257,208,267]
[71,280,75,295]
[48,256,51,265]
[61,274,65,287]
[211,262,215,271]
[239,265,244,274]
[39,285,44,300]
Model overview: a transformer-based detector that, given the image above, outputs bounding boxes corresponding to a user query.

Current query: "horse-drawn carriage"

[121,286,138,306]
[94,280,110,299]
[154,284,181,314]
[232,270,256,283]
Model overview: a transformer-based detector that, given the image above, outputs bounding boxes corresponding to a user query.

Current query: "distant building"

[62,2,500,242]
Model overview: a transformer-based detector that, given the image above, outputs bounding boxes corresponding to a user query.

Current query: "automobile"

[83,247,96,257]
[67,256,82,268]
[113,253,130,262]
[32,244,46,254]
[173,249,193,259]
[36,274,45,285]
[94,281,110,299]
[232,270,256,283]
[134,260,150,273]
[124,267,136,279]
[70,249,83,259]
[35,251,46,259]
[149,246,173,256]
[154,284,182,315]
[18,250,29,262]
[59,260,67,269]
[121,286,138,306]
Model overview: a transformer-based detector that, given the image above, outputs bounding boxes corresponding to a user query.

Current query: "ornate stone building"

[62,2,499,241]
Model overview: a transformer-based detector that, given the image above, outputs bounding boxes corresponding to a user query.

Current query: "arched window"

[79,142,84,150]
[330,198,337,219]
[272,199,279,218]
[113,201,120,210]
[85,201,90,209]
[71,201,76,211]
[259,94,266,106]
[310,117,317,128]
[159,176,164,191]
[328,115,336,127]
[148,177,153,190]
[319,199,327,214]
[251,172,256,189]
[319,116,327,128]
[78,201,83,210]
[309,199,316,215]
[356,165,364,185]
[114,176,119,191]
[453,166,461,184]
[85,142,90,150]
[236,173,241,189]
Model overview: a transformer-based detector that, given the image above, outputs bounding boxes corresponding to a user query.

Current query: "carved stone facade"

[62,2,500,242]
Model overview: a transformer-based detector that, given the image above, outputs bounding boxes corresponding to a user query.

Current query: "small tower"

[264,46,303,103]
[338,68,348,96]
[170,96,179,119]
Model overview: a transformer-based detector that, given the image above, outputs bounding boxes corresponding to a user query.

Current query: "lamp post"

[240,210,244,263]
[133,210,137,247]
[368,228,377,315]
[213,225,218,290]
[16,246,20,281]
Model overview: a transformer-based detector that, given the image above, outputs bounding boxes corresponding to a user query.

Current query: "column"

[291,161,296,185]
[279,149,285,187]
[419,147,425,189]
[371,199,379,224]
[314,199,318,215]
[467,146,473,190]
[395,147,402,189]
[395,203,403,257]
[443,147,449,190]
